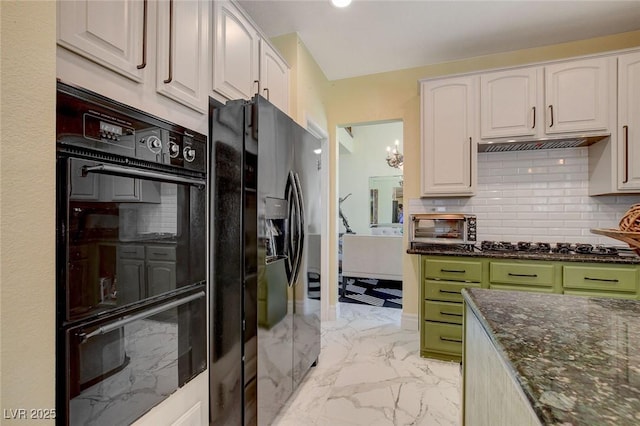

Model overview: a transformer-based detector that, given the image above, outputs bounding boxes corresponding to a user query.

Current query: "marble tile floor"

[272,303,462,426]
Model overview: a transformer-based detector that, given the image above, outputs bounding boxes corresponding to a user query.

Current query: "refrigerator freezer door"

[256,96,295,426]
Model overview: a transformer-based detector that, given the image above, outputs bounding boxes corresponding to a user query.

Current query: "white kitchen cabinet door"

[544,57,612,134]
[260,39,290,114]
[57,0,146,82]
[480,68,539,139]
[212,1,260,101]
[421,76,477,196]
[156,0,209,113]
[618,52,640,190]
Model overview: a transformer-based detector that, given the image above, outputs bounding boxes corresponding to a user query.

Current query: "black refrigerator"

[209,95,322,425]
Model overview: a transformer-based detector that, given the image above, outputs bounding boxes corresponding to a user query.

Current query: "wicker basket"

[591,204,640,256]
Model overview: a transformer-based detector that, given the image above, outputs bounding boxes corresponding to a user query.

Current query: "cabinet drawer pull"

[137,0,148,69]
[440,311,463,317]
[151,252,169,256]
[441,269,465,273]
[584,277,619,283]
[121,251,138,255]
[508,273,538,278]
[440,337,462,344]
[439,290,460,295]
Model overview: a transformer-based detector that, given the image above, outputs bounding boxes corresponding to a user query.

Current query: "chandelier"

[385,139,404,169]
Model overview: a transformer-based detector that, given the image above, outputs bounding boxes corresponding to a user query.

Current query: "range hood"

[477,133,610,153]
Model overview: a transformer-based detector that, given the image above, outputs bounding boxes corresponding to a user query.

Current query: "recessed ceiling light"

[331,0,352,8]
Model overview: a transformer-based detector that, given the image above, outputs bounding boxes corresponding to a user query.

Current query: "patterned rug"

[339,276,402,309]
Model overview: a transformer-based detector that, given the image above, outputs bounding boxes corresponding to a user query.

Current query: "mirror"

[369,175,403,227]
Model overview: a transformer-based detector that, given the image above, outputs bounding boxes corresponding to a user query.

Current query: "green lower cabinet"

[419,255,640,361]
[422,321,463,361]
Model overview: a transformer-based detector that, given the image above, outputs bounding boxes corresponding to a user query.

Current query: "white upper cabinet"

[544,57,612,134]
[156,0,209,113]
[212,1,290,114]
[212,1,260,101]
[421,76,477,197]
[259,40,290,114]
[480,57,614,141]
[57,0,209,114]
[617,51,640,190]
[480,68,538,139]
[58,0,145,82]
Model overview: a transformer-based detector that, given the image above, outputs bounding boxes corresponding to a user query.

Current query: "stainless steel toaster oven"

[409,213,476,245]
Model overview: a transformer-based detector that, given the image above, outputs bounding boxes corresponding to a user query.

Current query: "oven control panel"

[57,82,206,173]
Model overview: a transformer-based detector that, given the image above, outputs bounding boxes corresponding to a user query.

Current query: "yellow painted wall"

[271,33,330,130]
[1,0,56,415]
[324,30,640,316]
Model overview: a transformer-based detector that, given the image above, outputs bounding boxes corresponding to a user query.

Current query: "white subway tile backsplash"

[411,147,640,244]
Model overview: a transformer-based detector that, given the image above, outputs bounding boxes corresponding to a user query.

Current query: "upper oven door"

[59,156,206,324]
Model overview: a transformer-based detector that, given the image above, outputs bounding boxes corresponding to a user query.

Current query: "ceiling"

[237,0,640,81]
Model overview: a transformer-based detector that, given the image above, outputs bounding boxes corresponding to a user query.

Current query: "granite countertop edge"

[461,288,550,423]
[407,247,640,264]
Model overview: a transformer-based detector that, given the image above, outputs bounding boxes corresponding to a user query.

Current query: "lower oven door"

[63,289,207,426]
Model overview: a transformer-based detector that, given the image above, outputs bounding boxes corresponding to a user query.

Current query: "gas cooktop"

[480,241,621,256]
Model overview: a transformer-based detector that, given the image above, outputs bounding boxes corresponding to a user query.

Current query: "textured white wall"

[410,147,640,245]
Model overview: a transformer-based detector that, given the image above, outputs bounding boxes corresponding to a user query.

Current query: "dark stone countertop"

[463,288,640,426]
[407,245,640,264]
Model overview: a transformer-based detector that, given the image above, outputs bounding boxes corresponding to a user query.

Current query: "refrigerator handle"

[285,172,298,286]
[292,172,305,286]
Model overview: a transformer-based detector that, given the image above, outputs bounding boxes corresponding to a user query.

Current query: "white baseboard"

[401,312,419,331]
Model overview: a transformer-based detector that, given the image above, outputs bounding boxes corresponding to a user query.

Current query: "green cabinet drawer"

[424,300,463,324]
[423,321,462,355]
[425,280,481,303]
[563,265,638,293]
[490,262,555,287]
[424,258,483,282]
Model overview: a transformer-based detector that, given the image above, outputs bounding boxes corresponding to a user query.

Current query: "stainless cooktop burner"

[480,241,620,256]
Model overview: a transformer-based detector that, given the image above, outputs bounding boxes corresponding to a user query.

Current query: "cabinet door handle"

[468,137,473,188]
[254,80,261,96]
[439,290,460,295]
[532,106,536,129]
[163,0,174,84]
[548,105,554,127]
[137,0,148,69]
[623,125,629,184]
[584,277,619,283]
[263,88,270,101]
[440,311,463,317]
[441,269,466,273]
[440,337,463,344]
[508,273,538,278]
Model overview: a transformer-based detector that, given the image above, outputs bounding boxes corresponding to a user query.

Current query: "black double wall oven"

[56,82,207,425]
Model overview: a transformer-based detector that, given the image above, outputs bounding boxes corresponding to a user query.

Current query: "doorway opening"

[337,120,404,309]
